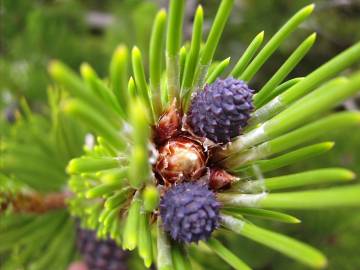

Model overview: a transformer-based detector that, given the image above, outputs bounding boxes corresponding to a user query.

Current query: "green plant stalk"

[206,57,231,84]
[166,0,185,57]
[263,79,353,138]
[194,0,234,88]
[171,243,192,270]
[179,46,187,83]
[10,172,62,191]
[84,204,103,229]
[240,4,314,82]
[150,10,167,117]
[166,0,185,102]
[143,185,160,212]
[123,194,141,250]
[105,208,121,229]
[234,168,354,193]
[128,76,137,98]
[48,61,118,126]
[259,185,360,209]
[221,214,327,268]
[3,147,53,168]
[228,73,360,156]
[166,54,181,103]
[205,238,251,270]
[32,218,74,269]
[63,99,126,150]
[231,31,264,78]
[19,97,33,120]
[110,45,129,115]
[75,179,88,195]
[0,211,65,252]
[98,167,129,184]
[129,98,150,148]
[161,71,169,106]
[81,63,124,117]
[252,41,360,125]
[99,207,113,223]
[259,77,304,107]
[223,207,300,223]
[93,144,108,156]
[138,211,153,267]
[105,187,131,209]
[2,154,65,182]
[67,157,120,174]
[199,0,234,67]
[265,116,356,154]
[219,184,360,209]
[128,98,150,188]
[131,47,155,122]
[233,142,334,174]
[86,183,121,199]
[254,33,316,107]
[181,5,203,106]
[55,228,76,270]
[264,168,354,190]
[97,137,118,157]
[110,218,122,240]
[4,214,66,266]
[225,112,360,168]
[129,146,150,189]
[104,207,121,228]
[0,215,50,246]
[0,215,32,232]
[86,210,106,230]
[157,218,173,270]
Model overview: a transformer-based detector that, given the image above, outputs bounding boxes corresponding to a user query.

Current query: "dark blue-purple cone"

[76,226,129,270]
[187,77,254,144]
[160,182,220,243]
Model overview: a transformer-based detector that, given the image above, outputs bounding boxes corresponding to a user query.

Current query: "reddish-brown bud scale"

[154,100,181,145]
[209,168,237,190]
[155,137,207,184]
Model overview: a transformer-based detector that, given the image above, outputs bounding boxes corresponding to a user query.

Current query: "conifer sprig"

[45,1,360,269]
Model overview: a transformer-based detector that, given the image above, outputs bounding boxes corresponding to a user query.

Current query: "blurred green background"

[1,0,360,269]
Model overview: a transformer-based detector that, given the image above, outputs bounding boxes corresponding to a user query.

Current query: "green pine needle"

[240,4,314,82]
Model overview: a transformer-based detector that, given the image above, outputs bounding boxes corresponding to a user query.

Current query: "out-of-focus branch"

[1,191,69,214]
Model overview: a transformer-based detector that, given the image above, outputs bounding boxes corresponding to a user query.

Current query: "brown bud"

[154,100,181,145]
[209,168,237,190]
[155,137,207,184]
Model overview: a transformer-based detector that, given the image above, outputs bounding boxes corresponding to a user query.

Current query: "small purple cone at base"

[188,77,254,144]
[76,227,129,270]
[160,182,220,243]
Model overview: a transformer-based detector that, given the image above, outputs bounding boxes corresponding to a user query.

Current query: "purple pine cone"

[187,77,254,144]
[76,227,128,270]
[160,182,220,243]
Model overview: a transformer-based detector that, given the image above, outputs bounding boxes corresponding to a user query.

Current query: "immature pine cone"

[76,227,128,270]
[187,77,254,144]
[160,182,220,243]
